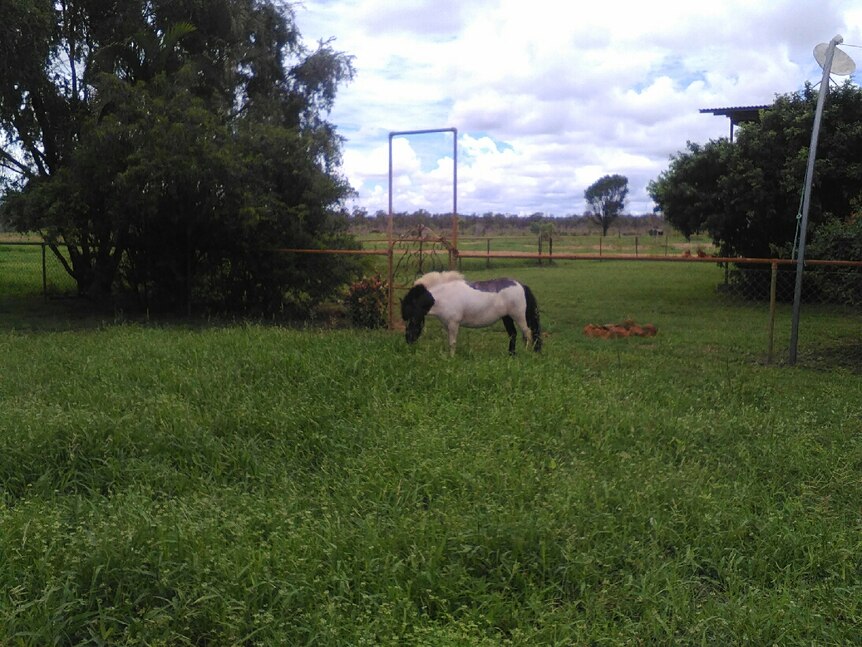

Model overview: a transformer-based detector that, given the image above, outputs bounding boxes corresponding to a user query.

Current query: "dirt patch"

[583,320,658,339]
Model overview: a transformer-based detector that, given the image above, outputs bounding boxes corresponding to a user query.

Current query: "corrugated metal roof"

[699,105,771,117]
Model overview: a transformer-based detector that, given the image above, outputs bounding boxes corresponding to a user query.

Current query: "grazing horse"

[400,271,542,356]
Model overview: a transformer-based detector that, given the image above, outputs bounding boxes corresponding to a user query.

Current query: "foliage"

[584,174,629,235]
[344,274,388,328]
[647,140,733,240]
[350,210,665,237]
[529,219,555,241]
[0,0,358,313]
[805,214,862,305]
[1,264,860,644]
[649,82,862,260]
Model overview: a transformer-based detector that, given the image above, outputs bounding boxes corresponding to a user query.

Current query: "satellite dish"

[814,42,856,75]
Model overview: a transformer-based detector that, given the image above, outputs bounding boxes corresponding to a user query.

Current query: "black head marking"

[401,284,435,344]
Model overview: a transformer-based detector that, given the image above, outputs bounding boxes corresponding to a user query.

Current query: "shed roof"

[699,105,772,122]
[699,104,773,141]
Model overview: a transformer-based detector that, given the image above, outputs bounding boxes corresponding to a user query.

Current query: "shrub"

[806,215,862,305]
[345,274,388,328]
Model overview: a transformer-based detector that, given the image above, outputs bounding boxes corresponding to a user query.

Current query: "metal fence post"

[41,243,48,301]
[387,244,395,329]
[767,261,778,364]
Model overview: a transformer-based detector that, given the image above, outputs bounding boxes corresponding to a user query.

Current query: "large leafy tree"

[646,140,733,241]
[584,174,628,236]
[649,82,862,260]
[0,0,358,312]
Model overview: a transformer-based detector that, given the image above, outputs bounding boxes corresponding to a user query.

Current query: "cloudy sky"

[295,1,862,216]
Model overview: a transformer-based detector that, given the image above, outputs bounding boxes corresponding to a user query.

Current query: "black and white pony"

[400,271,542,356]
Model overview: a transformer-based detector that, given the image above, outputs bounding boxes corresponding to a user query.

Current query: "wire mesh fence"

[4,238,860,309]
[2,238,859,368]
[0,241,78,301]
[358,232,714,260]
[715,263,861,306]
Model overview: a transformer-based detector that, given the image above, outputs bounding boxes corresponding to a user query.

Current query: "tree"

[649,82,862,260]
[647,140,733,241]
[585,174,628,235]
[0,0,357,313]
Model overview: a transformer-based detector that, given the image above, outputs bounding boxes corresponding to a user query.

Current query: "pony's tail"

[523,283,542,352]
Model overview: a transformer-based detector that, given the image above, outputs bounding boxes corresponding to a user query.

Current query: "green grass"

[0,242,77,302]
[1,263,860,645]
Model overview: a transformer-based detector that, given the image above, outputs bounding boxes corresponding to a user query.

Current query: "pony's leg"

[446,321,460,356]
[513,313,533,349]
[502,315,518,354]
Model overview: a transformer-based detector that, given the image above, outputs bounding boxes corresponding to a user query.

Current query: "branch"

[10,111,50,177]
[0,148,35,180]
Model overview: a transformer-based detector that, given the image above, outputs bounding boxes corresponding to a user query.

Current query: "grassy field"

[0,242,78,302]
[1,262,860,645]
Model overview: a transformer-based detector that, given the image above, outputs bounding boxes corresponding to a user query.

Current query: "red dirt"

[583,320,658,339]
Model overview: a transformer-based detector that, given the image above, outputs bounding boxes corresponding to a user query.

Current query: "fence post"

[486,238,490,269]
[418,239,423,274]
[387,244,395,329]
[41,243,48,301]
[635,236,638,257]
[767,261,778,364]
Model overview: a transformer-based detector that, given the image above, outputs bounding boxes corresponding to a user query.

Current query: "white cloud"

[297,0,862,215]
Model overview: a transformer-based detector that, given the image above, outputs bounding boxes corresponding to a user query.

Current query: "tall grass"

[1,263,860,645]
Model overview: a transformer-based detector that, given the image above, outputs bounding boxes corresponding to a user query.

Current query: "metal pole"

[767,262,778,364]
[451,128,458,270]
[42,243,47,301]
[789,34,842,365]
[387,133,394,329]
[387,128,458,323]
[388,133,394,246]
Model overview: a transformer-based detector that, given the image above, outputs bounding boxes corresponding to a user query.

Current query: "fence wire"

[2,239,859,368]
[0,242,77,300]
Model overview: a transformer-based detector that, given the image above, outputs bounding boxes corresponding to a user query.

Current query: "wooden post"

[486,238,490,269]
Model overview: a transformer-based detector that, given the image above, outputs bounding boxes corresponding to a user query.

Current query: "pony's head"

[400,284,435,344]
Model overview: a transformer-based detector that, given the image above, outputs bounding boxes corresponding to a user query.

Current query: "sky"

[294,0,862,217]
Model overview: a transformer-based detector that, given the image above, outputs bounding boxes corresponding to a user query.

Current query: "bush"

[344,274,388,328]
[806,215,862,305]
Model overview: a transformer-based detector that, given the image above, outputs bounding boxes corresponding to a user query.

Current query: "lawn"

[1,262,860,645]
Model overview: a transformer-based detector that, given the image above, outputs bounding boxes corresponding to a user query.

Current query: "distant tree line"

[348,208,663,237]
[349,174,637,238]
